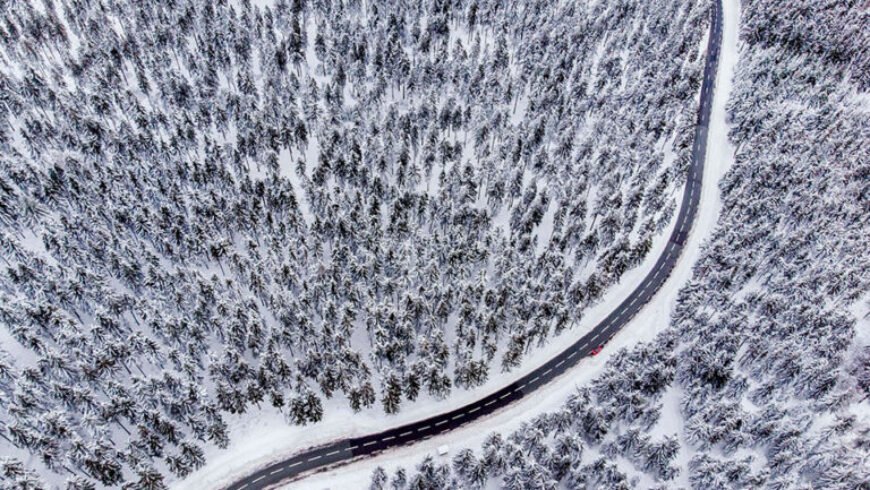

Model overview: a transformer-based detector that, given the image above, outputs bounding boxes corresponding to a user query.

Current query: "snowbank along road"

[225,1,723,488]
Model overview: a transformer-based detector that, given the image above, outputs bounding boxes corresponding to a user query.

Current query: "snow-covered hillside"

[0,0,716,488]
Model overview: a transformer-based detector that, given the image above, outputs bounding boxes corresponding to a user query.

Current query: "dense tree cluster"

[379,0,869,488]
[0,0,711,486]
[373,338,682,489]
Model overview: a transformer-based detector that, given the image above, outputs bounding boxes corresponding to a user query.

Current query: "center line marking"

[308,455,322,462]
[543,369,552,375]
[468,407,480,413]
[484,399,496,406]
[499,392,511,399]
[326,450,340,456]
[451,414,464,420]
[271,469,283,475]
[253,476,265,483]
[289,461,302,467]
[400,431,413,437]
[381,436,395,442]
[555,360,565,367]
[362,441,376,447]
[436,419,449,425]
[417,425,431,432]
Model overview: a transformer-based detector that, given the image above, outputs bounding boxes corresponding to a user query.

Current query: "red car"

[589,345,604,356]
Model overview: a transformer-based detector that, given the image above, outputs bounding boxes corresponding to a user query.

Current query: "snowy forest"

[370,0,870,489]
[0,0,719,487]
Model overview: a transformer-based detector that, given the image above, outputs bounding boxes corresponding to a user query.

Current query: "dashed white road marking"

[400,431,413,437]
[239,485,248,490]
[417,425,431,432]
[556,359,565,367]
[468,407,480,414]
[326,450,340,457]
[381,436,395,442]
[308,455,322,462]
[542,368,552,376]
[271,469,283,475]
[499,392,511,399]
[253,476,265,483]
[362,441,376,447]
[289,461,302,467]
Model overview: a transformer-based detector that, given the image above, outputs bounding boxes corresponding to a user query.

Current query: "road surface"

[226,1,723,488]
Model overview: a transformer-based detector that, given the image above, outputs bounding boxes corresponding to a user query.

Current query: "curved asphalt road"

[227,2,722,488]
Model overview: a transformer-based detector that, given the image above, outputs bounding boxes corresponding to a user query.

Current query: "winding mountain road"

[226,1,723,488]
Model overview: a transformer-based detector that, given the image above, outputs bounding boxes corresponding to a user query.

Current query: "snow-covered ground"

[174,2,742,489]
